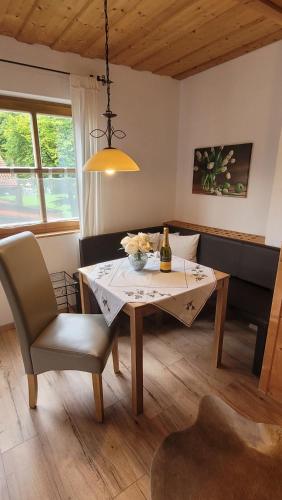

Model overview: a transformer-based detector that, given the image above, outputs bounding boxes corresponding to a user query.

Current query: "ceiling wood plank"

[174,28,282,78]
[0,0,281,80]
[82,0,195,59]
[241,0,282,25]
[51,0,105,51]
[15,0,39,38]
[17,0,91,45]
[0,0,38,37]
[51,0,104,53]
[52,0,139,54]
[112,0,238,67]
[156,17,279,76]
[131,3,261,73]
[0,1,10,22]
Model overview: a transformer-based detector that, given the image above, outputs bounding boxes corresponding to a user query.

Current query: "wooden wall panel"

[260,248,282,403]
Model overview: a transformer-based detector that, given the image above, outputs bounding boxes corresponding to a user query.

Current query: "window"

[0,96,79,236]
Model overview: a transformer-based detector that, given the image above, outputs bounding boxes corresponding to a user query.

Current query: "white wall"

[0,35,179,325]
[0,36,179,232]
[266,128,282,247]
[175,41,282,236]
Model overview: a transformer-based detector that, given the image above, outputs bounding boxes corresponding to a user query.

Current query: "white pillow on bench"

[168,233,200,262]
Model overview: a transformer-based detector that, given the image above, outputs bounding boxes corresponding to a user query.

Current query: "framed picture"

[192,143,253,197]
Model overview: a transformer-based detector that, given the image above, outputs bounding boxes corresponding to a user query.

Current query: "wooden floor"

[1,315,282,500]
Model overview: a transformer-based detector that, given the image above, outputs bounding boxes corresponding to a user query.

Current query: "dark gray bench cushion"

[167,224,279,291]
[198,234,241,276]
[237,244,279,290]
[228,278,273,325]
[79,226,163,267]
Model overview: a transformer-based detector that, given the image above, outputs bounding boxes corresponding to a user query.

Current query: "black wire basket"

[50,271,79,313]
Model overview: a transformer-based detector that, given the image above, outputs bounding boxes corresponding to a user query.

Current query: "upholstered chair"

[0,231,119,422]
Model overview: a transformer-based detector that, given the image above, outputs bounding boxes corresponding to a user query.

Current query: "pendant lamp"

[84,0,140,174]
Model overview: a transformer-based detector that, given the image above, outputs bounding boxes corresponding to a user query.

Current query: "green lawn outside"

[0,193,76,218]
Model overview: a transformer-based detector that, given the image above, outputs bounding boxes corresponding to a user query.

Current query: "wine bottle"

[160,227,172,273]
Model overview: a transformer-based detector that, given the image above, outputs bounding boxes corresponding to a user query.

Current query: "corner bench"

[77,222,279,377]
[166,221,279,376]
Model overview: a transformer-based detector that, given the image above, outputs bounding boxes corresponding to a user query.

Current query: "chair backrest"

[0,231,58,373]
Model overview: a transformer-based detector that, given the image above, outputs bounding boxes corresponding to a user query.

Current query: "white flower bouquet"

[120,233,152,271]
[121,233,152,255]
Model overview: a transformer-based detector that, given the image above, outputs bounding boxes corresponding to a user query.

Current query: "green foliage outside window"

[37,114,76,167]
[0,111,75,167]
[0,108,78,226]
[0,111,34,166]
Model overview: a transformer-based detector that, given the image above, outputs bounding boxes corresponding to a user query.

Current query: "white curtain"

[70,75,103,237]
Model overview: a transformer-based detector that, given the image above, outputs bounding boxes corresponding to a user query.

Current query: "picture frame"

[192,143,253,197]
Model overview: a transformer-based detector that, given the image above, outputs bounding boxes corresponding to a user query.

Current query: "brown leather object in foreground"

[151,395,282,500]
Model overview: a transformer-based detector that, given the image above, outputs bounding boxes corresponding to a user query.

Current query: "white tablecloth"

[83,255,216,326]
[82,256,216,326]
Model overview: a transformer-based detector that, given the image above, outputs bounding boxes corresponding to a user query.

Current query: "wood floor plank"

[1,318,282,500]
[3,437,61,500]
[29,372,112,499]
[41,372,147,497]
[104,360,165,420]
[115,481,146,500]
[0,454,9,500]
[0,368,37,453]
[137,474,151,500]
[143,332,183,366]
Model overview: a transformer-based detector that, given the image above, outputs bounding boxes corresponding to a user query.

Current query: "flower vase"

[128,252,148,271]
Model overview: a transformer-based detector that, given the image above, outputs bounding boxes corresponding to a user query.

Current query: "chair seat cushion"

[30,313,115,374]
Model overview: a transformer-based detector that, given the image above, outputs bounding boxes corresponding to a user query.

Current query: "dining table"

[79,256,230,416]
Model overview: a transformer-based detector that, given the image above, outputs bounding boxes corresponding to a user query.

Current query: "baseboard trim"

[0,322,15,333]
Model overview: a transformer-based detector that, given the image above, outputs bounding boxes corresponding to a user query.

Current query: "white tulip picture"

[192,143,253,197]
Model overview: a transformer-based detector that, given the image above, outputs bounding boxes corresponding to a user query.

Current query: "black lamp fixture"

[83,0,140,174]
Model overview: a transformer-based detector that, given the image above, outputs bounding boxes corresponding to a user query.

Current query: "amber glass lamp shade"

[84,147,140,173]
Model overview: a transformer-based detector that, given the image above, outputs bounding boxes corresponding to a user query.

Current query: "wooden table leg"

[79,273,91,314]
[213,277,229,368]
[130,307,144,415]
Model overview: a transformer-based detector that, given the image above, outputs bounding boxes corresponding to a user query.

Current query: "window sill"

[0,220,80,239]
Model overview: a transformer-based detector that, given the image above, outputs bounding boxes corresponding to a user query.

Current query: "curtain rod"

[0,58,95,78]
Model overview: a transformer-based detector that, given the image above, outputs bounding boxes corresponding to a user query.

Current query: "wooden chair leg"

[92,373,104,423]
[27,374,38,409]
[112,337,120,374]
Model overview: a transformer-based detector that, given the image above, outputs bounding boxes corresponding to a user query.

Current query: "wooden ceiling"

[0,0,281,79]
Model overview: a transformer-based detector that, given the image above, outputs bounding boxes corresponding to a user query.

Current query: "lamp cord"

[90,0,126,146]
[104,0,111,114]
